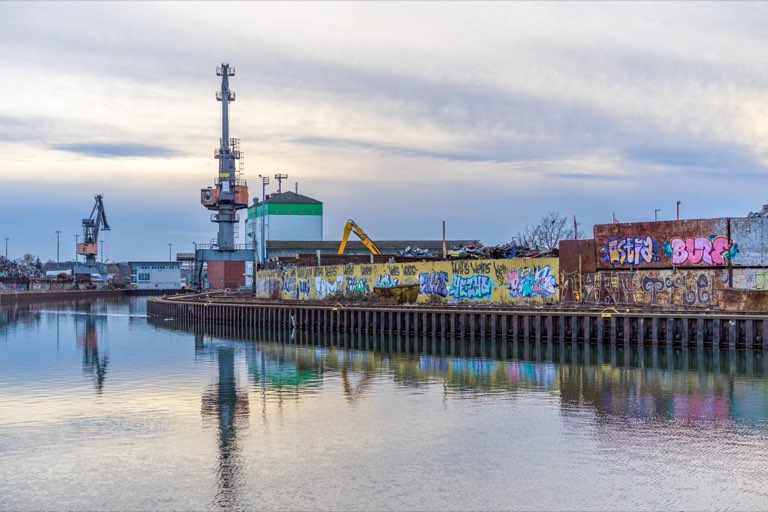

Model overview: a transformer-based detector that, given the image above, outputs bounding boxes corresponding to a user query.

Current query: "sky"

[1,1,768,262]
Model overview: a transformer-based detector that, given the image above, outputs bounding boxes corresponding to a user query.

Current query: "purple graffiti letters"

[418,271,448,297]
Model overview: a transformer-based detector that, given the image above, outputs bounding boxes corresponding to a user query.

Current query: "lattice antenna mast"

[216,63,238,185]
[275,173,288,194]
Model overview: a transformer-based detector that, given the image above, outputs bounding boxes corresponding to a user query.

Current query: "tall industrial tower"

[200,63,249,248]
[194,63,256,290]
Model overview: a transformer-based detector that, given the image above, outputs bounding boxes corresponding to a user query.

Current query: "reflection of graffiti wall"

[254,258,560,304]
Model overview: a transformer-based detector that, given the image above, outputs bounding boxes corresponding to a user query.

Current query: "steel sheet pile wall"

[562,217,768,309]
[253,258,560,304]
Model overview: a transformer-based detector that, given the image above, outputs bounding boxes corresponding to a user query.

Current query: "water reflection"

[154,318,768,428]
[198,336,249,508]
[74,301,109,392]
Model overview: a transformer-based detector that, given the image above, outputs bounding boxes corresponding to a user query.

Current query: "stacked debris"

[447,242,558,260]
[0,256,44,278]
[397,246,432,258]
[747,204,768,218]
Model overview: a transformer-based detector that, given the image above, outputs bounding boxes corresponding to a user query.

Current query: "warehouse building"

[129,261,182,290]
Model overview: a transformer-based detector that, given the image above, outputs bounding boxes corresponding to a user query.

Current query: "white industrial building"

[129,261,183,290]
[246,191,323,264]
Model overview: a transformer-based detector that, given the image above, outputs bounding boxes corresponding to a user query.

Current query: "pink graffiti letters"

[507,265,556,298]
[669,236,736,266]
[606,236,658,266]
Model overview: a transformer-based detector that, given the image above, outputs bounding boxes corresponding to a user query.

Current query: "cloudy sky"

[1,1,768,262]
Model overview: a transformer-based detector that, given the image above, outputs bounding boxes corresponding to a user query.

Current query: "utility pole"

[654,209,660,222]
[4,237,8,259]
[169,243,173,262]
[676,201,681,221]
[274,173,288,194]
[75,234,79,263]
[258,174,270,262]
[55,230,61,263]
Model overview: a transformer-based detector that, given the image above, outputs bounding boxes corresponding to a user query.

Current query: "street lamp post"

[4,237,8,259]
[55,230,61,263]
[75,235,79,263]
[100,240,104,264]
[169,243,173,262]
[654,209,660,222]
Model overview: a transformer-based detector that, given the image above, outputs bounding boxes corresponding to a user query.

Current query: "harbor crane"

[76,194,110,267]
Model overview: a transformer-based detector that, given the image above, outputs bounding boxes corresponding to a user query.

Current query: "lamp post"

[55,230,61,263]
[75,234,79,263]
[169,243,173,262]
[4,237,8,259]
[100,240,104,264]
[676,201,681,221]
[654,209,660,222]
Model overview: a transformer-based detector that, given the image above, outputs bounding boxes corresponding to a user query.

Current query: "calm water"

[1,298,768,511]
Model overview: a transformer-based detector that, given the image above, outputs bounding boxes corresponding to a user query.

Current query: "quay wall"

[253,258,560,304]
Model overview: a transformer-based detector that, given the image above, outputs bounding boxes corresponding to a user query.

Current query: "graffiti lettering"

[507,265,557,298]
[345,277,370,295]
[298,279,311,298]
[448,274,495,300]
[605,236,658,266]
[417,271,448,297]
[470,262,491,275]
[360,265,373,276]
[374,274,398,288]
[451,261,471,275]
[315,276,344,299]
[403,265,417,276]
[668,236,737,266]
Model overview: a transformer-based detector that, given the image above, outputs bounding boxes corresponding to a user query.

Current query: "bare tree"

[516,211,581,251]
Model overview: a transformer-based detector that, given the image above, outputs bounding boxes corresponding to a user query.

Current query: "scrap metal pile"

[447,242,557,260]
[397,246,432,258]
[0,256,44,278]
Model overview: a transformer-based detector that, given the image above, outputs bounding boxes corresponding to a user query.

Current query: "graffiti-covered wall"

[561,268,727,308]
[253,258,560,304]
[594,219,738,269]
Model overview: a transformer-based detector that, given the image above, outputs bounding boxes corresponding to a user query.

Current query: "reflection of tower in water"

[200,344,249,508]
[75,303,109,392]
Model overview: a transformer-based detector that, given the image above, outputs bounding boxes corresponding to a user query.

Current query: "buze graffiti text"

[667,236,737,266]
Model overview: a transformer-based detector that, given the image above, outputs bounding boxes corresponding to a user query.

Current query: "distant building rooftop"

[262,191,322,204]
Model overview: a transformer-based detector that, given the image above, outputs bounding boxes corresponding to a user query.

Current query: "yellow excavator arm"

[338,219,382,255]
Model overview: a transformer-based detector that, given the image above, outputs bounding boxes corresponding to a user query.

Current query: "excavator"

[337,219,381,255]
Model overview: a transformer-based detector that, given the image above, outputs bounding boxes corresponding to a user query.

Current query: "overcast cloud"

[1,1,768,261]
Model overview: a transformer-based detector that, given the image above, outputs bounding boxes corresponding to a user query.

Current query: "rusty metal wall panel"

[593,218,730,269]
[559,240,596,274]
[730,217,768,267]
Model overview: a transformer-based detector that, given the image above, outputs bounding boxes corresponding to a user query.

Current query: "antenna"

[275,173,288,194]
